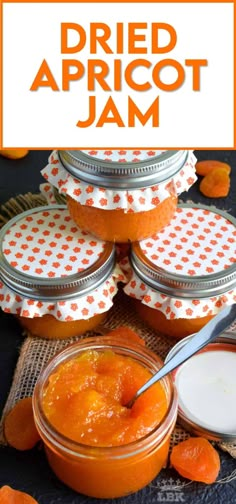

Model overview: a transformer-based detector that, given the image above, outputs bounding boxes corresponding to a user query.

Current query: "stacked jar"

[0,205,126,339]
[41,149,236,340]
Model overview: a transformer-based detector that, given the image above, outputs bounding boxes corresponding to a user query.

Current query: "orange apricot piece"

[196,160,231,176]
[0,485,38,503]
[0,149,29,159]
[170,437,220,484]
[4,397,40,450]
[199,168,230,198]
[106,326,145,346]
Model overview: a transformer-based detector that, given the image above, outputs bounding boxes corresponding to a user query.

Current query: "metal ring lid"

[131,204,236,298]
[0,205,115,301]
[165,333,236,442]
[58,150,189,189]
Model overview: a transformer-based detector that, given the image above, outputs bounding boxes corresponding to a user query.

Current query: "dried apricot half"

[196,160,231,176]
[0,485,38,503]
[0,149,29,159]
[4,397,40,451]
[170,437,220,484]
[199,168,230,198]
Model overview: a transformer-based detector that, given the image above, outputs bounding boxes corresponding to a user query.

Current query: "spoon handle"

[127,303,236,408]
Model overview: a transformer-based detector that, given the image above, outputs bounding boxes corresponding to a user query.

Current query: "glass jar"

[42,149,197,242]
[0,206,124,339]
[33,336,178,498]
[124,204,236,339]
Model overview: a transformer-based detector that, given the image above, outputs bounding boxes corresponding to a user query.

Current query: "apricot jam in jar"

[33,336,178,498]
[0,206,125,339]
[124,204,236,339]
[41,149,197,242]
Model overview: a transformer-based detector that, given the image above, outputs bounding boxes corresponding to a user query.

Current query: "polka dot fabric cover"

[41,150,197,212]
[123,207,236,319]
[0,208,126,320]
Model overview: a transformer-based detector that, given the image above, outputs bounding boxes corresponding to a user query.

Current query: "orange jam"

[33,337,178,498]
[18,311,107,340]
[67,194,177,242]
[135,300,213,340]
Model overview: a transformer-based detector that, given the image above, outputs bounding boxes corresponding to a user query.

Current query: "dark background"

[0,150,235,504]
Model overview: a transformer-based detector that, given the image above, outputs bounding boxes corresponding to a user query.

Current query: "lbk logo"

[156,478,186,502]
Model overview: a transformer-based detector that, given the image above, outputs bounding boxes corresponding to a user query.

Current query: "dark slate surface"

[0,150,236,504]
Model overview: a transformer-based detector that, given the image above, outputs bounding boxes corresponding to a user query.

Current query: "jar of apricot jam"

[124,204,236,339]
[33,336,178,498]
[41,149,197,242]
[0,206,124,339]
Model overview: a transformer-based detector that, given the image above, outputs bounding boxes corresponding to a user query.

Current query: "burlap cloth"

[0,192,235,461]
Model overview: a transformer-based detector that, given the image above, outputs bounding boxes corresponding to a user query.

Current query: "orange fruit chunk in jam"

[43,349,168,447]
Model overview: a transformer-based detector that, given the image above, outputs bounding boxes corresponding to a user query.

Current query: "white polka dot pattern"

[41,151,197,212]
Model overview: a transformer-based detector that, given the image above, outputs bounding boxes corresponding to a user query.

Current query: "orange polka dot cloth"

[0,206,126,320]
[123,205,236,318]
[41,150,197,212]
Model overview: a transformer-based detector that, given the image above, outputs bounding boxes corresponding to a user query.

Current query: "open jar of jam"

[33,336,178,498]
[123,204,236,339]
[0,206,125,339]
[41,149,197,242]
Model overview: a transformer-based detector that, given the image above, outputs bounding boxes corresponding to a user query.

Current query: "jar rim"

[0,205,115,301]
[58,150,189,189]
[131,203,236,299]
[33,336,178,460]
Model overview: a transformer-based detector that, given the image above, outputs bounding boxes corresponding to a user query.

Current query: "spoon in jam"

[126,303,236,408]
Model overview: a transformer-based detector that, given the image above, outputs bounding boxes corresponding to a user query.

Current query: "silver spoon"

[126,303,236,408]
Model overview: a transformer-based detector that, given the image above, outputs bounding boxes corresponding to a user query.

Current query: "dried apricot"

[4,397,40,450]
[170,437,220,484]
[106,326,145,346]
[0,149,29,159]
[196,160,231,176]
[0,485,38,503]
[199,168,230,198]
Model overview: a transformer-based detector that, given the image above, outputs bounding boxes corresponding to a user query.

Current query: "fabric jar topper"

[123,205,236,319]
[0,206,126,321]
[41,150,197,213]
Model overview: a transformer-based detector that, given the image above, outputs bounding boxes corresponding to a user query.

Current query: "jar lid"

[165,333,236,442]
[131,204,236,298]
[58,149,189,189]
[0,205,115,301]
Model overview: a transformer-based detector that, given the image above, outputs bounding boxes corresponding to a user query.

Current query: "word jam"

[30,22,208,128]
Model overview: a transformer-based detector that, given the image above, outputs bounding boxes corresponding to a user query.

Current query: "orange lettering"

[62,60,84,90]
[128,96,159,126]
[185,59,208,90]
[87,60,111,91]
[152,59,185,91]
[90,23,113,54]
[152,23,177,53]
[125,59,151,91]
[30,59,59,91]
[76,96,96,128]
[61,23,86,54]
[128,23,147,54]
[96,96,124,127]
